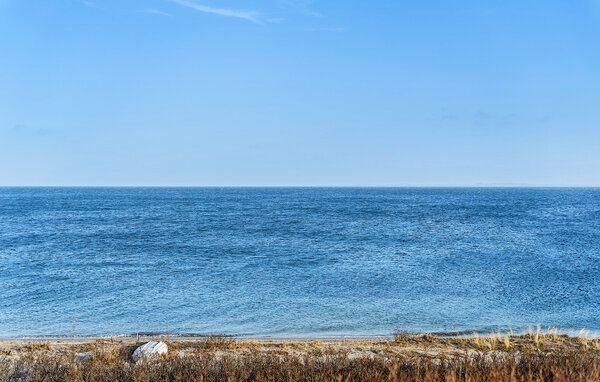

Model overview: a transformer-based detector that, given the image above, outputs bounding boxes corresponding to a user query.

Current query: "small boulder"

[132,341,168,363]
[76,352,92,362]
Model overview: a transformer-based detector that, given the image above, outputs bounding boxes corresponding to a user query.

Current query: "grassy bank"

[2,330,600,381]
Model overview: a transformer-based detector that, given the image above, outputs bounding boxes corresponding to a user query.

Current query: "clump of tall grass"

[393,329,412,343]
[199,334,235,350]
[388,326,600,356]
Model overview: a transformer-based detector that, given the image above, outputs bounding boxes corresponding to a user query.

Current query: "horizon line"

[0,185,598,188]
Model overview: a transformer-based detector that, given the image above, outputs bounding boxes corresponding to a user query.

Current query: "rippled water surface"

[1,188,599,337]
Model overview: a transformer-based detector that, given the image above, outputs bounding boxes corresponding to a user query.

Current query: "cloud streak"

[6,125,53,137]
[167,0,259,23]
[279,0,322,17]
[138,9,172,16]
[81,1,100,9]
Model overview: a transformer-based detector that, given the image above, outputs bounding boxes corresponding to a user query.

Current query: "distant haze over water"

[1,187,599,337]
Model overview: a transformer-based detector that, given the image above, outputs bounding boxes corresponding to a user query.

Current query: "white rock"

[76,352,92,362]
[132,341,168,362]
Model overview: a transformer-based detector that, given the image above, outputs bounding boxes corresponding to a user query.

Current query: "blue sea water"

[0,187,599,338]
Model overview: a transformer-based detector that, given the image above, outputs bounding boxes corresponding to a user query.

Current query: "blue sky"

[1,0,599,186]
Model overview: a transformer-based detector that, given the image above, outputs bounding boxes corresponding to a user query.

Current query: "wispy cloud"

[437,112,550,124]
[138,9,172,17]
[278,0,322,17]
[474,111,520,122]
[81,0,99,9]
[6,124,53,137]
[167,0,259,23]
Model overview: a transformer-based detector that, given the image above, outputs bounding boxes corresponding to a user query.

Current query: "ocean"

[0,187,599,338]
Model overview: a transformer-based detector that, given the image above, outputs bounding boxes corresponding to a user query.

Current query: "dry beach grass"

[2,330,600,381]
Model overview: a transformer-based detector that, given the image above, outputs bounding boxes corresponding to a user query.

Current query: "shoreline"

[0,336,389,344]
[2,326,598,343]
